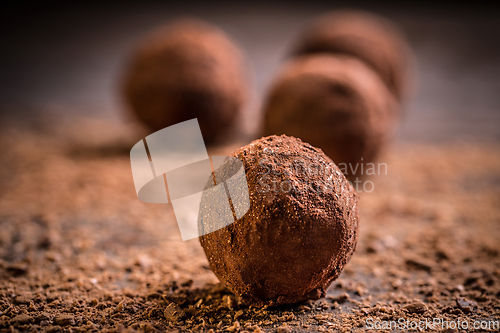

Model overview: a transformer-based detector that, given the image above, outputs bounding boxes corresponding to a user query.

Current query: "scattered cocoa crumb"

[402,302,428,314]
[276,325,291,333]
[405,257,433,272]
[54,314,75,326]
[163,303,185,322]
[11,314,34,326]
[456,297,477,313]
[327,292,350,304]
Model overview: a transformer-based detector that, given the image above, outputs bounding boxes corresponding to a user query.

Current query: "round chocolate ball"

[292,10,413,102]
[262,55,397,180]
[122,19,248,144]
[200,135,359,305]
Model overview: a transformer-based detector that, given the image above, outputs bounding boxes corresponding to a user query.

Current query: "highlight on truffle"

[262,55,397,180]
[291,9,414,102]
[199,135,359,306]
[122,18,249,144]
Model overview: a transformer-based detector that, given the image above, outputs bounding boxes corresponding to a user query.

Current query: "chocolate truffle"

[292,10,413,101]
[262,55,397,180]
[122,19,248,144]
[199,135,359,305]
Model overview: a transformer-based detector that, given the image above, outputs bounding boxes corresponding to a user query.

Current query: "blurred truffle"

[262,55,397,180]
[123,19,249,144]
[200,135,359,305]
[292,10,414,102]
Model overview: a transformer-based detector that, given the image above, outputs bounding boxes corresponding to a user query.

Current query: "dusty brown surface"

[0,113,499,332]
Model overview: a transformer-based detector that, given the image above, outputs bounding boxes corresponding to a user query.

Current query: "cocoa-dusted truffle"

[292,10,413,101]
[122,19,248,144]
[262,55,397,180]
[199,135,358,305]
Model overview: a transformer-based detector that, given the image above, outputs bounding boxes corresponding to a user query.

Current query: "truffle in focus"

[122,19,249,144]
[199,135,359,305]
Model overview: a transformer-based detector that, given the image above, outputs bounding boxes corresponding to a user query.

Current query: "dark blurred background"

[1,1,499,142]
